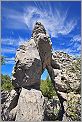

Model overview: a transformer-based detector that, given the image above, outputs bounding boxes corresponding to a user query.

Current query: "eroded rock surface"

[12,22,52,90]
[1,22,81,121]
[16,88,45,121]
[12,38,42,89]
[1,90,19,121]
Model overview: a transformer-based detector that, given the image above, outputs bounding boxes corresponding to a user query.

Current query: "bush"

[1,74,14,91]
[40,76,57,99]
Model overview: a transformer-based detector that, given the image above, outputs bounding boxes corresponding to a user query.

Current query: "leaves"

[1,74,14,91]
[40,76,57,99]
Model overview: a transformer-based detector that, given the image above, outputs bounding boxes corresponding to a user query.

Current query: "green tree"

[1,74,14,91]
[40,76,57,99]
[1,56,14,91]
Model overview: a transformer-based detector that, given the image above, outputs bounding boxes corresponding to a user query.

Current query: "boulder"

[12,38,42,89]
[1,89,19,121]
[16,88,45,121]
[1,90,9,104]
[66,92,81,121]
[44,96,60,121]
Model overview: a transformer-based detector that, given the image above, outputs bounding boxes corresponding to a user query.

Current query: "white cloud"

[18,36,28,46]
[1,38,18,46]
[5,57,15,64]
[70,34,81,42]
[53,48,72,55]
[2,36,28,47]
[24,6,77,38]
[2,7,23,21]
[53,45,81,57]
[76,45,81,51]
[2,48,16,54]
[6,57,15,61]
[2,7,27,30]
[69,34,81,53]
[2,4,77,38]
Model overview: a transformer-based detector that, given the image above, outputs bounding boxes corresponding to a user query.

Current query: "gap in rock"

[40,69,61,121]
[40,68,58,99]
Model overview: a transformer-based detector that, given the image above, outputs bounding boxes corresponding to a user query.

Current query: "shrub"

[40,76,57,99]
[1,74,14,91]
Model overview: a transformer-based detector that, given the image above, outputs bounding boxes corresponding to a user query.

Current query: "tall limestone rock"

[12,22,79,121]
[11,22,66,121]
[11,22,53,121]
[12,22,52,90]
[1,22,81,121]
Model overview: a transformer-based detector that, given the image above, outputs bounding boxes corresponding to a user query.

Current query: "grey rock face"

[51,51,81,121]
[66,92,81,121]
[44,96,61,121]
[12,22,52,89]
[33,22,52,69]
[52,51,81,93]
[1,90,10,104]
[12,39,42,89]
[1,22,80,121]
[16,88,45,121]
[1,89,19,121]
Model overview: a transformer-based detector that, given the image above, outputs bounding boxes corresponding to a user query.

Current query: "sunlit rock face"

[16,88,45,121]
[1,22,81,121]
[12,38,42,89]
[12,22,52,89]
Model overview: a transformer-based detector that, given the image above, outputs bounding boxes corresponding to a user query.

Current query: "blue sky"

[1,1,81,79]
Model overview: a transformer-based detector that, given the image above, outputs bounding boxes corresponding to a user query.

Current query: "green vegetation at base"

[40,76,57,99]
[1,74,14,91]
[1,56,14,91]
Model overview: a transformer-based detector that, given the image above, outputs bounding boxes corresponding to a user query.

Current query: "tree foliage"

[1,74,14,91]
[40,76,57,99]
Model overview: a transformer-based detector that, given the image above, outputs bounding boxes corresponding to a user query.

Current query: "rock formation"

[12,22,52,90]
[1,89,19,121]
[16,88,44,121]
[1,22,81,121]
[51,51,81,121]
[11,22,66,121]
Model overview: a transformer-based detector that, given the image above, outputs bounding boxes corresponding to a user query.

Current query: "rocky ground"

[51,51,81,121]
[1,51,81,121]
